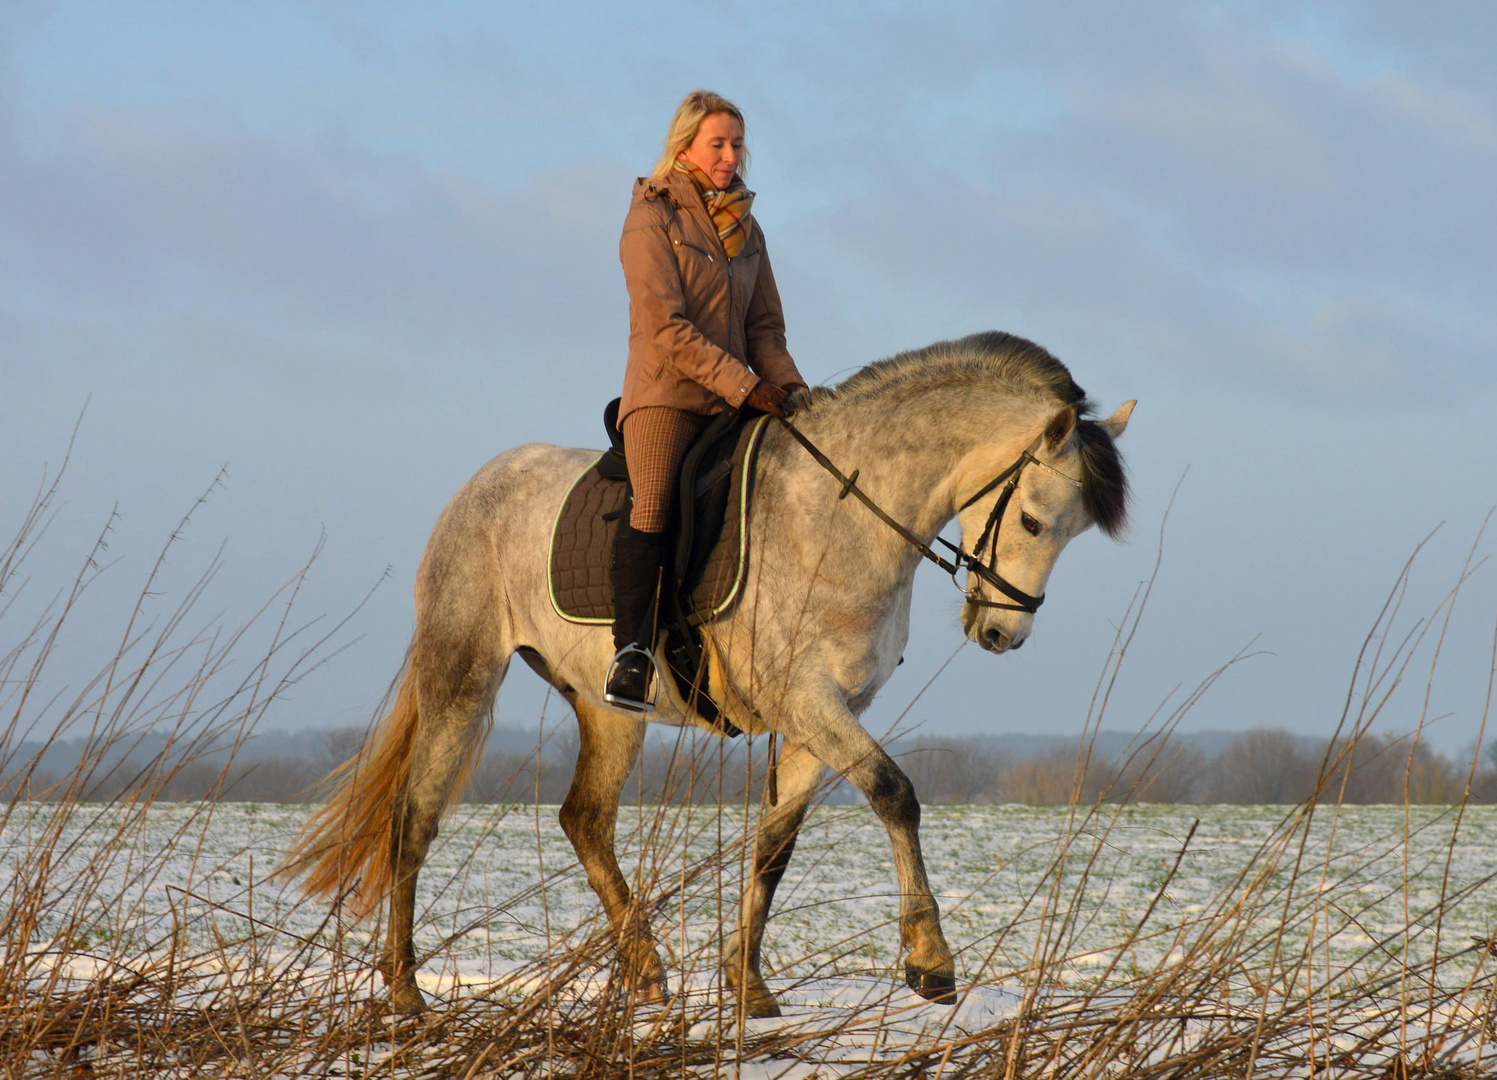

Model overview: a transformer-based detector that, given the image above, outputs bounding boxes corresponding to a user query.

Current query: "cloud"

[3,2,1495,752]
[738,4,1497,406]
[0,99,633,404]
[7,2,1491,411]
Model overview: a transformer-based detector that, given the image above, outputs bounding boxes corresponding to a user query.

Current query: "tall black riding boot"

[605,522,668,712]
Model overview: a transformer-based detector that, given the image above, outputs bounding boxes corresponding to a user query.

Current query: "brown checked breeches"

[621,407,710,533]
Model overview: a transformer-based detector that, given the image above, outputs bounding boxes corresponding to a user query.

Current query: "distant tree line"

[899,728,1496,806]
[5,725,1493,806]
[1,725,797,807]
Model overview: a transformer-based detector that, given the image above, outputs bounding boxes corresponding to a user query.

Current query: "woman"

[607,90,807,712]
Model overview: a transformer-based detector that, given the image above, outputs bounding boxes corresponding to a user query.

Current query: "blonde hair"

[650,89,749,180]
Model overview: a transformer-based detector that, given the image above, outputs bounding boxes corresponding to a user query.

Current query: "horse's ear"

[1100,400,1136,440]
[1044,406,1077,450]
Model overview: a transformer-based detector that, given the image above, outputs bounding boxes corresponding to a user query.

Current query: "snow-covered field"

[7,801,1497,1076]
[10,801,1496,986]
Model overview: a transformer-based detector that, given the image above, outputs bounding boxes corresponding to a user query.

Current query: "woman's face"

[681,112,744,189]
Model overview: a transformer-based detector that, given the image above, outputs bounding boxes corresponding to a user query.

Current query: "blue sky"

[2,1,1494,757]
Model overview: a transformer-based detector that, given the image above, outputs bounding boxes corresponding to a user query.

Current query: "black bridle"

[937,434,1048,611]
[779,420,1077,615]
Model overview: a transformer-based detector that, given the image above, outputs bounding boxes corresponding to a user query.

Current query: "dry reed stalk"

[5,454,1496,1078]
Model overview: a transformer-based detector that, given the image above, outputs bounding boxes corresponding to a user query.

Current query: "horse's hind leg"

[557,698,668,1003]
[381,649,507,1014]
[725,740,823,1018]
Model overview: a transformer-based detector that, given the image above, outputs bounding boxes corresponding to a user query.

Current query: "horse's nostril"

[1010,638,1024,651]
[982,627,1006,650]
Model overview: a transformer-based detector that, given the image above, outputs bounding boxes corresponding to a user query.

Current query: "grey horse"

[280,331,1134,1017]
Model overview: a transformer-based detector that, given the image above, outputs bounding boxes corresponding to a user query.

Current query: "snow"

[6,801,1496,1076]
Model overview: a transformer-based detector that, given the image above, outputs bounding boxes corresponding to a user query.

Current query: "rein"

[778,417,1064,613]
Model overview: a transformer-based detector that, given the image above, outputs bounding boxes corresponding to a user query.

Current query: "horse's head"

[957,400,1133,653]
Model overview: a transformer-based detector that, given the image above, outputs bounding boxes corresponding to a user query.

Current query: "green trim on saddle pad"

[547,415,769,626]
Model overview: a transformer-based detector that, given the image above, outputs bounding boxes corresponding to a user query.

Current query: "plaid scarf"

[674,156,754,257]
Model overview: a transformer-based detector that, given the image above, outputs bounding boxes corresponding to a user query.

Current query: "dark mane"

[1074,418,1129,539]
[807,330,1089,411]
[804,330,1129,537]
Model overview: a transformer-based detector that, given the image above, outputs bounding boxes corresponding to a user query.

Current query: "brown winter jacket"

[617,171,804,425]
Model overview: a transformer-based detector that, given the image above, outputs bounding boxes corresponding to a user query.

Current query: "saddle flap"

[674,407,750,598]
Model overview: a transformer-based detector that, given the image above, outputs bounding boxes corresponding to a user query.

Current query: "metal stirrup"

[603,643,661,712]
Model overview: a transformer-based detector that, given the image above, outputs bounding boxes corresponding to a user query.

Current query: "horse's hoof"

[633,975,670,1006]
[727,969,782,1018]
[744,993,782,1019]
[905,965,958,1005]
[389,982,428,1014]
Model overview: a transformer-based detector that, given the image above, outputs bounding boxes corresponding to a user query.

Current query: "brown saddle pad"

[548,416,769,624]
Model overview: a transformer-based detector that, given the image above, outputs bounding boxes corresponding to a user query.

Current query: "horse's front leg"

[558,697,668,1003]
[725,740,824,1018]
[795,695,957,1004]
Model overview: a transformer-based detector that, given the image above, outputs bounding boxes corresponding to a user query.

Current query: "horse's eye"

[1021,512,1042,536]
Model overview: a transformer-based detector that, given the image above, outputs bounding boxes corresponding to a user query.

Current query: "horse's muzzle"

[962,604,1026,653]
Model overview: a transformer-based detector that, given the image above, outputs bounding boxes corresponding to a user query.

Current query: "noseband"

[779,421,1082,616]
